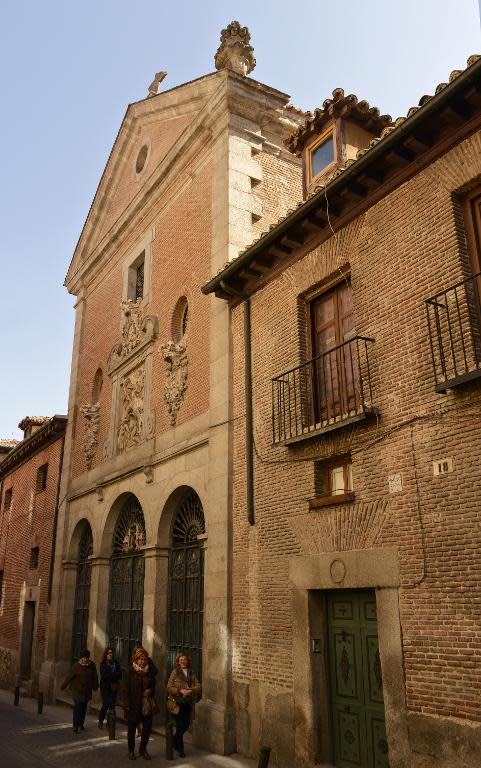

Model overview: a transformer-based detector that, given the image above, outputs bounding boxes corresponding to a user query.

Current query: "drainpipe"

[219,280,255,526]
[48,432,65,603]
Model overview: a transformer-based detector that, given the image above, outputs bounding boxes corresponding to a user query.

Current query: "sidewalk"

[0,688,257,768]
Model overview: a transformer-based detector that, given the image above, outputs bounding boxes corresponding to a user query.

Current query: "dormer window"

[310,132,335,179]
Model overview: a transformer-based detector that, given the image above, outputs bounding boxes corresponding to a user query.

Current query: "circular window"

[172,296,189,342]
[135,144,149,175]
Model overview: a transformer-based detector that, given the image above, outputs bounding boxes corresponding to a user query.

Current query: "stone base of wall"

[408,712,481,768]
[0,646,16,690]
[39,659,71,704]
[193,698,236,755]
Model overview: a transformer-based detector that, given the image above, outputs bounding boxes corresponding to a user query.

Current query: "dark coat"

[122,663,156,721]
[61,661,98,702]
[99,659,122,708]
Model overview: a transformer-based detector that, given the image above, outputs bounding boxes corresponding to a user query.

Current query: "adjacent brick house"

[0,416,66,692]
[40,22,306,753]
[203,55,481,768]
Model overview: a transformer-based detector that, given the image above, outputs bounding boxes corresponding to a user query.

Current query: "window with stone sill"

[36,463,48,493]
[127,252,145,302]
[3,488,12,512]
[310,458,354,509]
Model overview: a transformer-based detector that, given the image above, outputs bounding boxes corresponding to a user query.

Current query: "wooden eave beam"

[281,228,306,247]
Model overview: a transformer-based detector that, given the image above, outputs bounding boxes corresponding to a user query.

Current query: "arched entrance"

[168,490,205,679]
[71,523,93,662]
[107,495,146,668]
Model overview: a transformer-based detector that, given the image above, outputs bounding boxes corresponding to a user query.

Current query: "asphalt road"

[0,689,256,768]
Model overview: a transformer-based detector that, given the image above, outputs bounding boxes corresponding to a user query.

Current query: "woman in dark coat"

[123,646,156,760]
[98,646,122,729]
[61,649,99,733]
[166,652,201,758]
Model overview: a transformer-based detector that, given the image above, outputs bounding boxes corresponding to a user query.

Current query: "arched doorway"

[107,495,146,668]
[71,523,93,662]
[168,490,205,679]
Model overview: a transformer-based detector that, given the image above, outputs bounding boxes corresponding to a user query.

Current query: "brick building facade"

[203,55,481,767]
[40,22,305,754]
[0,416,66,693]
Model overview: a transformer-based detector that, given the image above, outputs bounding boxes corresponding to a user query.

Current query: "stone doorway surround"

[289,547,410,768]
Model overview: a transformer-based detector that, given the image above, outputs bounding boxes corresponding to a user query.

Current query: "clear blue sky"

[0,0,480,439]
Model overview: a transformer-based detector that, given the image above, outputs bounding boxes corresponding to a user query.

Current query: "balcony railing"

[426,272,481,393]
[272,336,376,444]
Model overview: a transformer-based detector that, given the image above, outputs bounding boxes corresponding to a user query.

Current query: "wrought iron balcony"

[426,272,481,393]
[272,336,376,445]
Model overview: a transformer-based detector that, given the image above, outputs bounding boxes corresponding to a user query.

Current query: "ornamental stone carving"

[107,301,158,374]
[214,21,256,76]
[159,338,188,426]
[117,365,145,453]
[79,402,100,470]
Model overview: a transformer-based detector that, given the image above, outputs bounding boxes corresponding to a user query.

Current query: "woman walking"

[61,649,98,733]
[167,652,201,758]
[123,646,156,760]
[98,646,122,729]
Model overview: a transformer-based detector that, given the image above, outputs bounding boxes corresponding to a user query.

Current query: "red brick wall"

[230,129,481,724]
[0,434,63,687]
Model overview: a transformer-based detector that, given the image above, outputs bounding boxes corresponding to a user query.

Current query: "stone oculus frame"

[290,547,410,768]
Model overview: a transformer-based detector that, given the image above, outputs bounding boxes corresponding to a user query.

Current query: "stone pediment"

[65,72,223,294]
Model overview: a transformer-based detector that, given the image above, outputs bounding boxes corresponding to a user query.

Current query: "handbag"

[142,695,159,717]
[167,694,180,715]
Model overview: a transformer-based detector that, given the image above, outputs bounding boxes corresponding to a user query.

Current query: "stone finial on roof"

[214,20,256,76]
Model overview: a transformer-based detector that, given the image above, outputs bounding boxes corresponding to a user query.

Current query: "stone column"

[39,560,77,699]
[87,556,111,660]
[142,546,169,686]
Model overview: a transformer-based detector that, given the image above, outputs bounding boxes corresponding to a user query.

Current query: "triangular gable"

[66,72,222,289]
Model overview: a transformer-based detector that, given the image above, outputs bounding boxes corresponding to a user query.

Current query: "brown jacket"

[167,666,201,699]
[61,661,98,702]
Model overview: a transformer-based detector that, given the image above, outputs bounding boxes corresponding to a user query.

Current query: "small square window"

[3,488,12,512]
[29,547,39,570]
[310,134,335,178]
[36,464,48,492]
[310,458,354,509]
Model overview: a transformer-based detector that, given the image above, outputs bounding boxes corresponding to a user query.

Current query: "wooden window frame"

[463,184,481,276]
[310,458,354,509]
[304,120,340,188]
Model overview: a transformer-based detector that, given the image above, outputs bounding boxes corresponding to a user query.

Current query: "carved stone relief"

[159,338,188,426]
[117,365,145,453]
[79,402,100,470]
[107,301,158,374]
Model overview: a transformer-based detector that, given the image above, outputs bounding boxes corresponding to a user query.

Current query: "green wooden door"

[326,590,389,768]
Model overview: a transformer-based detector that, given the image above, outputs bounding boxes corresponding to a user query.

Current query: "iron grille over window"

[71,525,93,663]
[29,547,39,569]
[108,497,146,669]
[135,261,145,301]
[168,492,205,682]
[36,464,48,492]
[426,272,481,392]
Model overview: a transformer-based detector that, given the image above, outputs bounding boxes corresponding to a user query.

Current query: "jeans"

[173,703,192,753]
[127,714,152,753]
[98,703,115,724]
[73,699,87,729]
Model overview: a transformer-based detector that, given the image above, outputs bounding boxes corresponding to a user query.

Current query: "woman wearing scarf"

[61,649,98,733]
[166,652,201,758]
[97,646,122,729]
[123,646,156,760]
